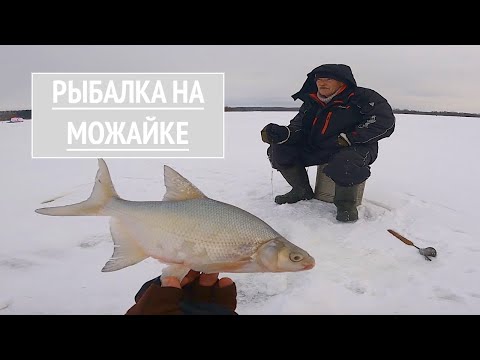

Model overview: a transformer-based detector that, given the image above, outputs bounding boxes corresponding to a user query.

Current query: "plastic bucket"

[314,164,365,205]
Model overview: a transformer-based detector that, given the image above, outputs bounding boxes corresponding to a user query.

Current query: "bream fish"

[35,159,315,280]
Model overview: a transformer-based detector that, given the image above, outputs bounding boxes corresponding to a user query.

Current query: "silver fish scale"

[114,198,280,263]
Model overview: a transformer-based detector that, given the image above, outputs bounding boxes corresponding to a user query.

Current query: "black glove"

[127,272,237,315]
[181,275,237,313]
[261,123,290,144]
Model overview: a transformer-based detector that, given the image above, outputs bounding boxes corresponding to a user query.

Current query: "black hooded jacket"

[287,64,395,160]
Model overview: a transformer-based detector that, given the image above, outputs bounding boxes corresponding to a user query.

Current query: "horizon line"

[1,107,480,116]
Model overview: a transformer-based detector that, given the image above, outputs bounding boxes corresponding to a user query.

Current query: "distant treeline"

[225,107,300,112]
[1,108,480,120]
[391,109,480,118]
[0,110,31,121]
[225,107,480,118]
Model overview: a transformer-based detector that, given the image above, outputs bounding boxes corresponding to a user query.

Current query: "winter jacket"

[286,64,395,160]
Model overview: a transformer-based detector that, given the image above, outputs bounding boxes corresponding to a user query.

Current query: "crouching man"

[261,64,395,222]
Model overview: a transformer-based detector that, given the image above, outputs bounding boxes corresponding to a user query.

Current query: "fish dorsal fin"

[162,165,208,201]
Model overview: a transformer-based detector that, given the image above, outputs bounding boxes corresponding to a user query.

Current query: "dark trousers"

[267,142,375,187]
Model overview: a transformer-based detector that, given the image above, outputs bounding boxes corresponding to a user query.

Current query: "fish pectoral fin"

[101,218,148,272]
[102,252,148,272]
[161,264,191,281]
[162,165,208,201]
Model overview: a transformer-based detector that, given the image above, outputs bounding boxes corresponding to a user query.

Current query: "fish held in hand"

[35,159,315,280]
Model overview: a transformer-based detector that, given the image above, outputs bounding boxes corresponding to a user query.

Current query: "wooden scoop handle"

[387,229,416,247]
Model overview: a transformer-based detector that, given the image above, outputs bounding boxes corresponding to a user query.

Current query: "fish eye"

[289,253,304,262]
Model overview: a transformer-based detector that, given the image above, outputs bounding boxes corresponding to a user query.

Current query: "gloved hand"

[125,270,237,315]
[261,123,290,144]
[180,271,237,313]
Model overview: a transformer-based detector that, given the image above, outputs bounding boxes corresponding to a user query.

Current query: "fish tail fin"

[35,158,119,216]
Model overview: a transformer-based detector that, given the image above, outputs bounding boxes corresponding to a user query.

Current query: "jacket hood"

[291,64,357,101]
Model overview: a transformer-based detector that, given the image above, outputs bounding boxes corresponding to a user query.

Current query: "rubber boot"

[334,184,359,222]
[275,165,314,204]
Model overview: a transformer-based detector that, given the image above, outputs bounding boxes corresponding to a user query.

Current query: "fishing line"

[40,182,94,204]
[40,177,157,204]
[270,169,274,198]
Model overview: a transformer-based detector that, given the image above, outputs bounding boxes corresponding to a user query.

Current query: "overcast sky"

[1,45,480,113]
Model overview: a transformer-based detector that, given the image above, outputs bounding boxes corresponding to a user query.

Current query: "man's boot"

[334,184,359,222]
[275,165,314,204]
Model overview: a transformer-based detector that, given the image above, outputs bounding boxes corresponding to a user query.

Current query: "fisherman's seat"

[313,164,366,206]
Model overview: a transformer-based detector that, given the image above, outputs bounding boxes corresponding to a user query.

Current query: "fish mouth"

[303,259,315,270]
